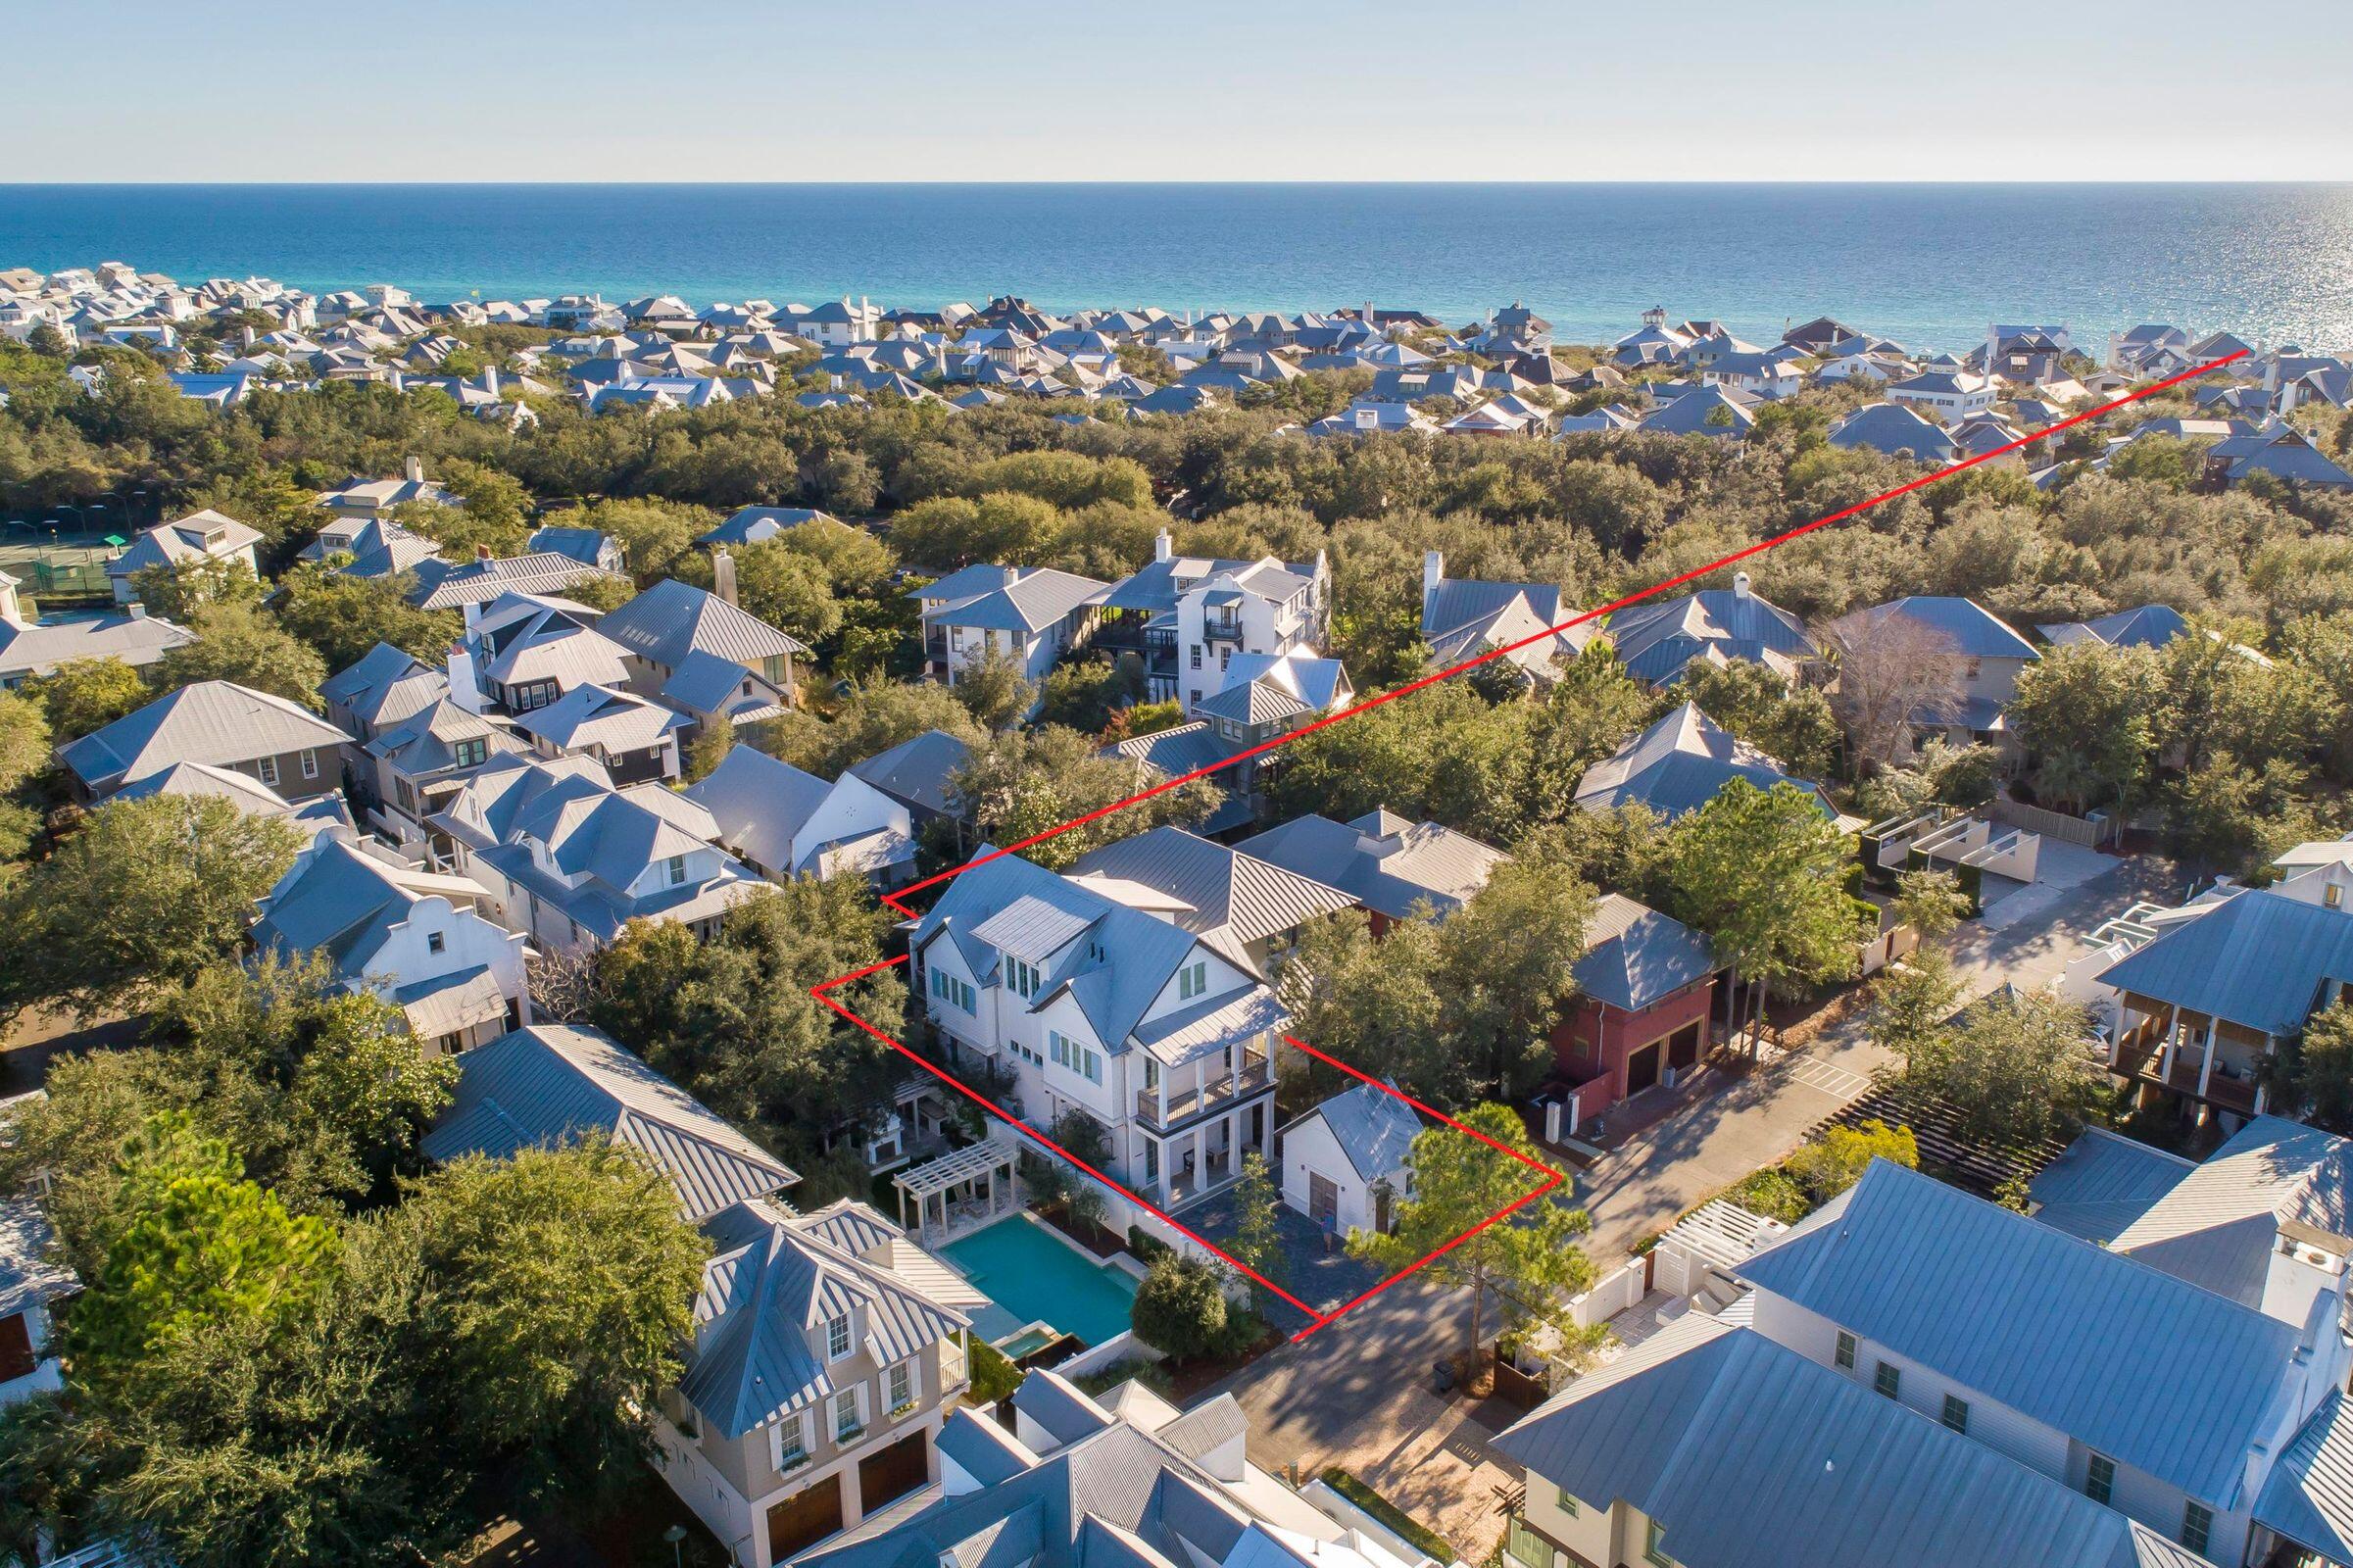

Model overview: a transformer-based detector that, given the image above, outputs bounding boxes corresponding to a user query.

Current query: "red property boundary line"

[811,348,2247,1343]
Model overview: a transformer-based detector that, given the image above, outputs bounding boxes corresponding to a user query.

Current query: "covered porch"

[2111,992,2268,1121]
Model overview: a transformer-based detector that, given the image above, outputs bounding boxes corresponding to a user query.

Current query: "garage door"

[1625,1042,1662,1097]
[1307,1172,1340,1229]
[1668,1022,1702,1070]
[766,1473,844,1563]
[858,1431,931,1513]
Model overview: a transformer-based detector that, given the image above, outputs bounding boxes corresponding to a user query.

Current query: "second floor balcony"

[1135,1041,1273,1130]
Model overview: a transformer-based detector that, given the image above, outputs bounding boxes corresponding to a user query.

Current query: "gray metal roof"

[1573,894,1718,1011]
[938,1406,1040,1489]
[1236,811,1508,923]
[2257,1389,2353,1561]
[2110,1114,2353,1307]
[847,728,973,818]
[1574,703,1835,824]
[2035,605,2191,652]
[1282,1081,1421,1184]
[2025,1128,2194,1246]
[684,1197,967,1439]
[1739,1159,2300,1506]
[0,1196,74,1319]
[1495,1312,2209,1568]
[1067,828,1353,955]
[923,567,1108,636]
[422,1024,796,1222]
[682,744,833,873]
[2096,887,2353,1040]
[595,577,809,667]
[1014,1370,1119,1448]
[800,1406,1254,1568]
[59,679,347,793]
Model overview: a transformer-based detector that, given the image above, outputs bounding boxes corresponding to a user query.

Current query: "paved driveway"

[1213,850,2187,1554]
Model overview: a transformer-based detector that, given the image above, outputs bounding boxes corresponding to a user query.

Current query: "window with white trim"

[1834,1330,1856,1370]
[834,1388,863,1443]
[1007,956,1041,999]
[257,756,279,786]
[887,1358,917,1416]
[1504,1517,1548,1568]
[772,1410,809,1472]
[825,1313,852,1361]
[299,747,319,779]
[667,855,687,886]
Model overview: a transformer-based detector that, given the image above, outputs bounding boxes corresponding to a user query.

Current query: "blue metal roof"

[1863,597,2039,662]
[1495,1313,2206,1568]
[2096,887,2353,1040]
[2025,1129,2193,1245]
[1739,1160,2300,1506]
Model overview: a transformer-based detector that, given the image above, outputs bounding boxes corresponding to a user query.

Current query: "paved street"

[1214,846,2185,1556]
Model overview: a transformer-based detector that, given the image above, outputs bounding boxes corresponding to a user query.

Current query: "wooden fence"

[1988,796,2119,849]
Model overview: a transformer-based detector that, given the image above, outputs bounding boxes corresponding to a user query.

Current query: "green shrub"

[968,1337,1023,1405]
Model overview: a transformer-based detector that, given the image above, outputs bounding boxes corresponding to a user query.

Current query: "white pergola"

[893,1136,1019,1242]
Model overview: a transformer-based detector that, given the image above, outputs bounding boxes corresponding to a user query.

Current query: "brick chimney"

[712,547,738,608]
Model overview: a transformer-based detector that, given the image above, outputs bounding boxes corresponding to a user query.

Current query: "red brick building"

[1550,894,1720,1125]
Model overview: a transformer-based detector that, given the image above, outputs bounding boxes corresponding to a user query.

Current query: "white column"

[1153,1135,1172,1207]
[2196,1016,2220,1099]
[2158,1004,2182,1081]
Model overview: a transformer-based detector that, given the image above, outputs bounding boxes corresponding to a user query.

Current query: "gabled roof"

[59,679,346,793]
[107,509,262,580]
[2095,887,2353,1040]
[1495,1312,2208,1568]
[1827,402,1957,462]
[250,834,500,975]
[699,506,833,546]
[411,551,622,612]
[1574,703,1834,823]
[1738,1159,2301,1506]
[1067,827,1352,973]
[422,1024,796,1222]
[923,567,1108,636]
[1194,651,1348,726]
[1858,597,2038,662]
[2258,1389,2353,1563]
[511,682,688,755]
[2024,1127,2194,1245]
[593,577,809,667]
[1607,582,1813,687]
[1282,1080,1421,1184]
[2109,1114,2353,1307]
[1573,894,1716,1011]
[848,728,974,817]
[1237,810,1508,922]
[684,744,905,878]
[2035,604,2190,652]
[0,600,194,680]
[914,852,1231,1058]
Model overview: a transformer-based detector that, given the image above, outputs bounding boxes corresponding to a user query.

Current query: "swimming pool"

[939,1213,1139,1349]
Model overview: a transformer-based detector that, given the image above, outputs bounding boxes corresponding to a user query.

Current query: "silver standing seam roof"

[421,1024,797,1222]
[2257,1389,2353,1562]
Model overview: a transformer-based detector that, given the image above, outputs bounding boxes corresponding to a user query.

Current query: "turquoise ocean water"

[2,183,2348,352]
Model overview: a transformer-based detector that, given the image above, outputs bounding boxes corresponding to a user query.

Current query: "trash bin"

[1432,1357,1456,1395]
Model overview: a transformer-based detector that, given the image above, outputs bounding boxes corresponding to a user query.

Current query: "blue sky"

[6,0,2346,182]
